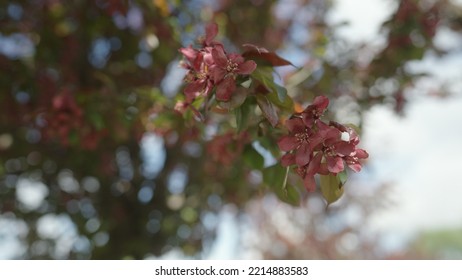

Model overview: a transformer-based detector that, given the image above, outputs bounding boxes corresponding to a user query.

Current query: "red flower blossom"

[203,22,219,46]
[179,47,213,102]
[345,148,369,172]
[301,95,329,127]
[179,22,256,105]
[207,132,249,165]
[277,95,369,192]
[278,118,315,167]
[209,46,256,101]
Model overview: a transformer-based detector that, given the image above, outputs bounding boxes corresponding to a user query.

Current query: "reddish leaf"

[242,44,293,67]
[256,95,279,127]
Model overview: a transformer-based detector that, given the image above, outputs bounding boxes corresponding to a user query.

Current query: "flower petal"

[179,46,197,63]
[303,175,316,192]
[347,161,362,172]
[312,95,329,111]
[327,156,344,174]
[285,118,305,134]
[334,141,355,156]
[302,114,314,127]
[281,153,296,167]
[355,148,369,159]
[317,121,340,140]
[295,142,311,166]
[205,22,218,45]
[184,81,204,102]
[210,66,227,83]
[229,53,245,64]
[277,136,298,152]
[212,46,228,68]
[215,77,236,101]
[347,127,359,145]
[308,131,324,151]
[306,152,322,176]
[237,60,257,75]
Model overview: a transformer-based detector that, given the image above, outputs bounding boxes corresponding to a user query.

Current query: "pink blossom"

[277,96,369,192]
[209,46,256,101]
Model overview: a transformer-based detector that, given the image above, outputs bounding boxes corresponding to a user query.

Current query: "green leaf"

[338,170,348,187]
[286,67,313,88]
[240,78,252,89]
[235,98,252,132]
[243,144,264,169]
[320,173,345,206]
[263,164,284,186]
[263,164,301,206]
[281,184,301,206]
[266,83,293,110]
[89,113,105,130]
[251,67,273,87]
[256,94,279,127]
[251,67,293,111]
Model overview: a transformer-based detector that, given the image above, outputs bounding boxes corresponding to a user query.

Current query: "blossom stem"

[283,166,290,196]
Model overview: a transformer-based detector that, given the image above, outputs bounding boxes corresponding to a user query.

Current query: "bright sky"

[329,0,462,251]
[326,0,396,44]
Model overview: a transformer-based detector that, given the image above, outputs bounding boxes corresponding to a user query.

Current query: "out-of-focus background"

[1,0,462,259]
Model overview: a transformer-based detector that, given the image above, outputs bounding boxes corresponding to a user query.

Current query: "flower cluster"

[176,23,257,113]
[278,96,369,192]
[207,131,249,166]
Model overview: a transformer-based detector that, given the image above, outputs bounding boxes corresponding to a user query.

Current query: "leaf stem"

[282,166,289,196]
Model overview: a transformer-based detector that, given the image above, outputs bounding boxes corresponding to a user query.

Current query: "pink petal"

[184,81,203,102]
[212,46,228,68]
[348,162,362,172]
[327,156,344,174]
[306,152,323,176]
[303,175,316,192]
[204,80,213,97]
[192,52,204,71]
[347,127,359,145]
[295,142,311,166]
[179,46,197,63]
[277,135,298,152]
[215,77,236,101]
[205,22,218,45]
[210,66,227,83]
[308,131,324,150]
[281,153,296,167]
[203,49,214,65]
[237,60,257,75]
[334,141,355,156]
[302,114,314,127]
[317,121,340,140]
[355,148,369,159]
[228,53,245,64]
[285,118,305,134]
[312,95,329,110]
